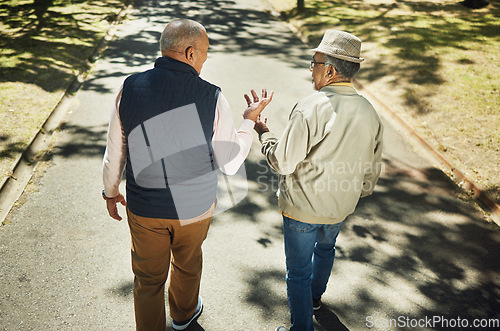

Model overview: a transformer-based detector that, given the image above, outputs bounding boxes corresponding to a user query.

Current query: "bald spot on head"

[160,19,207,54]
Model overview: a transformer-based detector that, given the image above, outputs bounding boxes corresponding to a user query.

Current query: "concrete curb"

[355,80,500,225]
[260,0,500,226]
[0,4,132,224]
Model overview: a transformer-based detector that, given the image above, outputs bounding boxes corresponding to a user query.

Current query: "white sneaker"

[172,297,203,330]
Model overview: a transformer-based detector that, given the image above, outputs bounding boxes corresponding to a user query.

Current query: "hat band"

[312,47,364,63]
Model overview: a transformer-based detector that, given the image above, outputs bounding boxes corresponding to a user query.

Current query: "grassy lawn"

[267,0,500,203]
[0,0,125,179]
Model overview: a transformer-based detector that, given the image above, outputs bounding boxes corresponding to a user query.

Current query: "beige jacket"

[260,84,383,224]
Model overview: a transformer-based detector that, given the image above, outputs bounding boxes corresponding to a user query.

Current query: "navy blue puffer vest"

[119,57,220,219]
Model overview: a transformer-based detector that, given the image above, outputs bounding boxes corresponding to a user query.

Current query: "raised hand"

[243,89,274,122]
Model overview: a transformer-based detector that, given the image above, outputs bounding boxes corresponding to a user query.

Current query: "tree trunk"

[461,0,489,9]
[33,0,54,26]
[297,0,305,12]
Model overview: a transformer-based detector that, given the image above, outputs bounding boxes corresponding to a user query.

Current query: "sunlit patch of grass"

[0,0,124,177]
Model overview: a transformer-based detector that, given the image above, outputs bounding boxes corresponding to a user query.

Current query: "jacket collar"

[320,84,358,96]
[154,57,199,76]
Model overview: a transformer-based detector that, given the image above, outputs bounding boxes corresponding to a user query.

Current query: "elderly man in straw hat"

[254,30,383,331]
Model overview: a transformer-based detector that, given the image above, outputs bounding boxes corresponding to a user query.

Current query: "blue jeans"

[283,215,345,331]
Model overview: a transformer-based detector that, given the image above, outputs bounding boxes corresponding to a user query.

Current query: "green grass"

[268,0,500,202]
[0,0,124,177]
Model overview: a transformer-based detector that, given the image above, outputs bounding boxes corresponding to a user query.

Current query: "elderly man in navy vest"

[102,19,273,331]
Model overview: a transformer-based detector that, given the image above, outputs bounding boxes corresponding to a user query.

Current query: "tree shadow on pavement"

[108,281,133,298]
[239,155,500,328]
[245,269,288,320]
[314,307,349,331]
[344,158,499,319]
[40,0,499,328]
[85,0,310,94]
[50,123,108,159]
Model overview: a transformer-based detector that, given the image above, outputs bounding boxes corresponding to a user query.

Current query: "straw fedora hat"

[311,30,364,63]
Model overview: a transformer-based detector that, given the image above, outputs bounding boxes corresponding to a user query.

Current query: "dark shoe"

[313,297,322,311]
[275,327,289,331]
[172,297,203,330]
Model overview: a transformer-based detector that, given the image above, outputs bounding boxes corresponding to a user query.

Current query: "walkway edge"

[0,4,132,224]
[355,79,500,226]
[260,0,500,226]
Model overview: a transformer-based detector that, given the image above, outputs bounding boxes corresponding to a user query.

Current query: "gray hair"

[160,19,206,53]
[325,55,360,79]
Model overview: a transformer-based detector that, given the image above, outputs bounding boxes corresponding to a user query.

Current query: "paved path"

[1,0,499,330]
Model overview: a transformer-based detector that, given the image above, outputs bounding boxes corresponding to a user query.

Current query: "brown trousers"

[127,208,212,331]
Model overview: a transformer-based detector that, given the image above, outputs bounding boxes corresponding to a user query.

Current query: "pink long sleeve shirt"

[103,88,255,200]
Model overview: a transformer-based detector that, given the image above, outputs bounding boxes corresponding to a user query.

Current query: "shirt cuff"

[259,131,276,142]
[239,118,255,131]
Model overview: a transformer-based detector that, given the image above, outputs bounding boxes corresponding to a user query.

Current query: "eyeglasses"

[310,61,329,69]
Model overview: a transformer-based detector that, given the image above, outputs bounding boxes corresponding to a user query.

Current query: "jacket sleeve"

[361,122,384,197]
[260,111,309,175]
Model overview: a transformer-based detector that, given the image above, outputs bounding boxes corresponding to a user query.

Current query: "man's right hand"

[254,116,270,136]
[106,193,127,221]
[243,89,274,122]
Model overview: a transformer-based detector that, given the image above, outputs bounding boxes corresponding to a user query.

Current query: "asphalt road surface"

[1,0,499,330]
